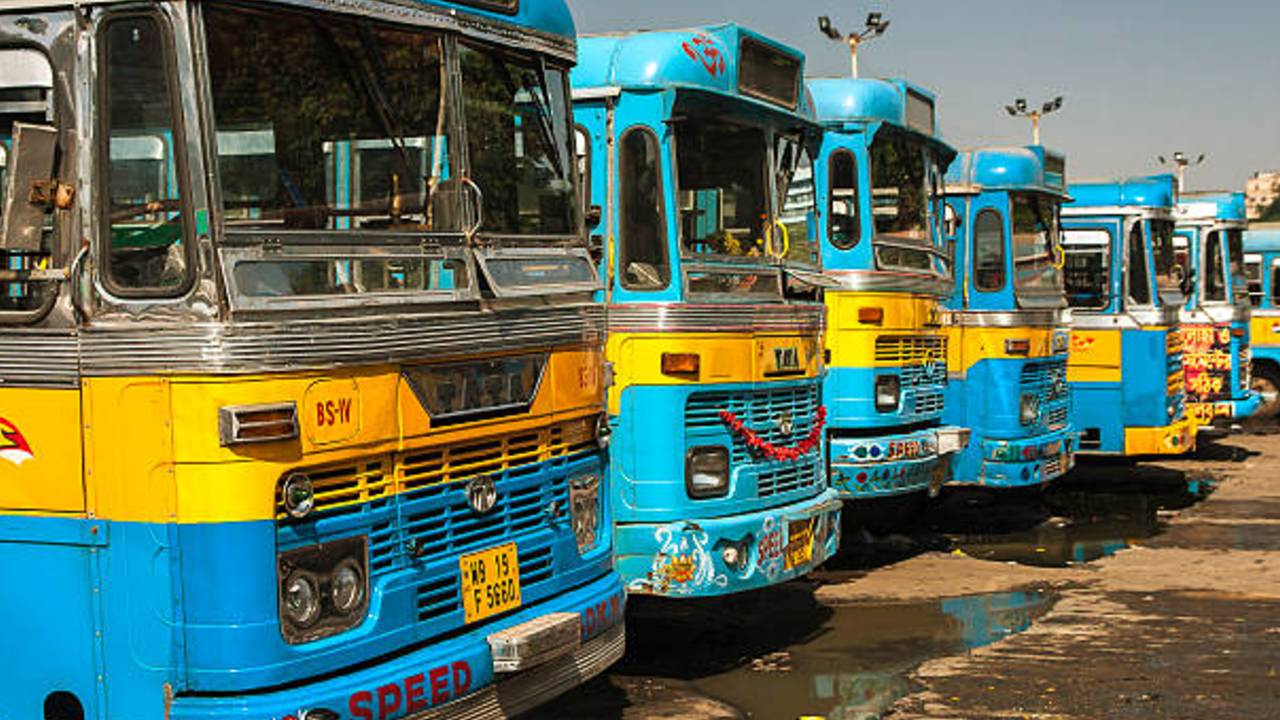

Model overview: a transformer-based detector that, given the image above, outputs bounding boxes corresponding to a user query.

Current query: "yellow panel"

[945,326,1060,377]
[606,332,819,415]
[1251,316,1280,349]
[83,378,177,522]
[0,388,84,514]
[1124,416,1196,456]
[825,292,945,369]
[1066,329,1122,383]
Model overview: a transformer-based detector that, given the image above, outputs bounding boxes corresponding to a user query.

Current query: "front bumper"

[949,426,1077,489]
[828,426,969,500]
[1188,392,1263,429]
[171,572,625,719]
[1122,416,1197,456]
[616,488,843,597]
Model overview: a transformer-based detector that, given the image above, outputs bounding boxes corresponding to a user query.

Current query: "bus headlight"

[277,536,369,644]
[570,474,601,554]
[875,375,901,413]
[686,446,730,499]
[280,472,315,519]
[1020,394,1040,425]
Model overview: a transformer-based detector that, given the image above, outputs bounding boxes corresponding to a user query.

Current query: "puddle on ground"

[659,589,1053,720]
[942,477,1219,568]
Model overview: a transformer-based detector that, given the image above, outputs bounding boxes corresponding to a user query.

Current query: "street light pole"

[819,13,890,79]
[1005,97,1063,145]
[1157,152,1205,193]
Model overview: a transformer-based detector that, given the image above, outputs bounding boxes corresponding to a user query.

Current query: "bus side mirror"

[1,122,59,252]
[585,204,602,230]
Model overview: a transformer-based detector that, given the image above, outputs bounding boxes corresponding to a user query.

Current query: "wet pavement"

[529,432,1280,719]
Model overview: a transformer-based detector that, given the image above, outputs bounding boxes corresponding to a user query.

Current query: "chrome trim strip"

[409,623,624,720]
[822,269,953,297]
[78,305,603,375]
[606,303,824,333]
[1062,206,1174,222]
[944,309,1065,328]
[1068,308,1177,331]
[0,330,79,387]
[1251,309,1280,319]
[1183,304,1250,325]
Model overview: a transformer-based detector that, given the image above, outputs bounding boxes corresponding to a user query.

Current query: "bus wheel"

[1249,364,1280,427]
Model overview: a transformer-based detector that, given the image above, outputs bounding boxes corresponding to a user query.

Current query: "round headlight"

[283,572,321,627]
[281,473,315,519]
[330,560,365,615]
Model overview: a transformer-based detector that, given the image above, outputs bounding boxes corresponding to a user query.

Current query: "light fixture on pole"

[1004,96,1063,145]
[1157,152,1205,193]
[818,13,890,78]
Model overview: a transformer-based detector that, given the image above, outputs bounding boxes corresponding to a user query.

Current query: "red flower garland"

[717,406,827,462]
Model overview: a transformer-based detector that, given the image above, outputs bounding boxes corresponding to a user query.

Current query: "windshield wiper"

[492,55,566,180]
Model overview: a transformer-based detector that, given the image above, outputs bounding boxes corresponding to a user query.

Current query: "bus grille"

[874,335,947,364]
[1020,358,1070,431]
[686,383,823,498]
[274,417,597,520]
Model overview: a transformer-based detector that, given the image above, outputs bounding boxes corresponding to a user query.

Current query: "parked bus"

[1061,175,1195,455]
[1173,192,1260,429]
[806,77,968,504]
[572,25,842,597]
[0,2,625,718]
[941,146,1076,488]
[1242,226,1280,418]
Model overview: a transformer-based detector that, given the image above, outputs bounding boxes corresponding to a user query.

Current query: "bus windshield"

[1226,228,1247,302]
[1010,192,1063,304]
[868,128,947,276]
[676,118,771,261]
[1203,230,1227,302]
[1150,218,1181,305]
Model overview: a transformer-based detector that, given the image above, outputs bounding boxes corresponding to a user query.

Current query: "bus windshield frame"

[867,126,950,280]
[1009,191,1064,307]
[201,4,590,312]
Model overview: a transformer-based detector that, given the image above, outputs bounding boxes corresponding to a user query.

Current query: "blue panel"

[1067,174,1175,210]
[824,365,945,430]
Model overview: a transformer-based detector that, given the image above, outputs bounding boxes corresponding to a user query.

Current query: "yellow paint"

[75,346,603,524]
[0,388,84,514]
[944,326,1060,377]
[1124,416,1196,456]
[1066,328,1123,383]
[1251,316,1280,348]
[606,332,819,414]
[825,291,945,368]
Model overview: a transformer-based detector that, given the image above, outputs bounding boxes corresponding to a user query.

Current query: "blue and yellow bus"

[0,1,624,717]
[571,25,842,597]
[1243,227,1280,418]
[1173,192,1259,428]
[1061,175,1196,455]
[807,77,968,503]
[941,146,1075,488]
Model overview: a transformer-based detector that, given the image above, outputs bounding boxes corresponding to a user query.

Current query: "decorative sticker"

[637,523,728,595]
[0,417,33,466]
[682,33,727,78]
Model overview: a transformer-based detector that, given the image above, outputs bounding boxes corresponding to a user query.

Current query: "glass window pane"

[1010,193,1063,297]
[205,5,455,232]
[234,256,467,298]
[1272,261,1280,306]
[1150,219,1179,303]
[870,128,929,243]
[676,119,768,260]
[103,16,189,292]
[1245,256,1262,307]
[828,150,858,249]
[460,44,575,236]
[619,128,668,290]
[1127,221,1151,305]
[973,209,1005,291]
[1063,228,1111,310]
[1204,231,1226,302]
[775,134,818,267]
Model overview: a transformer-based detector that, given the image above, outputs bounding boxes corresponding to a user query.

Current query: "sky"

[565,0,1280,192]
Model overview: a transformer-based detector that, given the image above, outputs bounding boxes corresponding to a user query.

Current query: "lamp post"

[1157,152,1205,193]
[818,13,890,78]
[1005,96,1063,145]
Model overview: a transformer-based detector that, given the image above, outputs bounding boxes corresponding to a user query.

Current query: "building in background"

[1245,171,1280,220]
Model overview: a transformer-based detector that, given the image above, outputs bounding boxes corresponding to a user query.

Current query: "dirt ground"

[531,432,1280,720]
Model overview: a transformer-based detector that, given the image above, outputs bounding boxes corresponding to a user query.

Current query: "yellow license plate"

[784,518,815,570]
[459,543,522,624]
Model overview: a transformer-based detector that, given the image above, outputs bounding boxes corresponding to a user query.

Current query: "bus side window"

[574,124,590,216]
[973,208,1004,291]
[1271,259,1280,308]
[618,127,669,290]
[1203,231,1225,302]
[1126,221,1150,305]
[828,149,858,249]
[1062,229,1112,310]
[100,14,192,297]
[1245,258,1262,307]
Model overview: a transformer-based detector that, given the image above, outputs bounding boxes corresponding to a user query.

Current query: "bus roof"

[944,145,1068,197]
[1244,226,1280,254]
[1176,191,1247,225]
[806,77,943,138]
[0,0,577,57]
[571,24,813,119]
[1066,174,1176,212]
